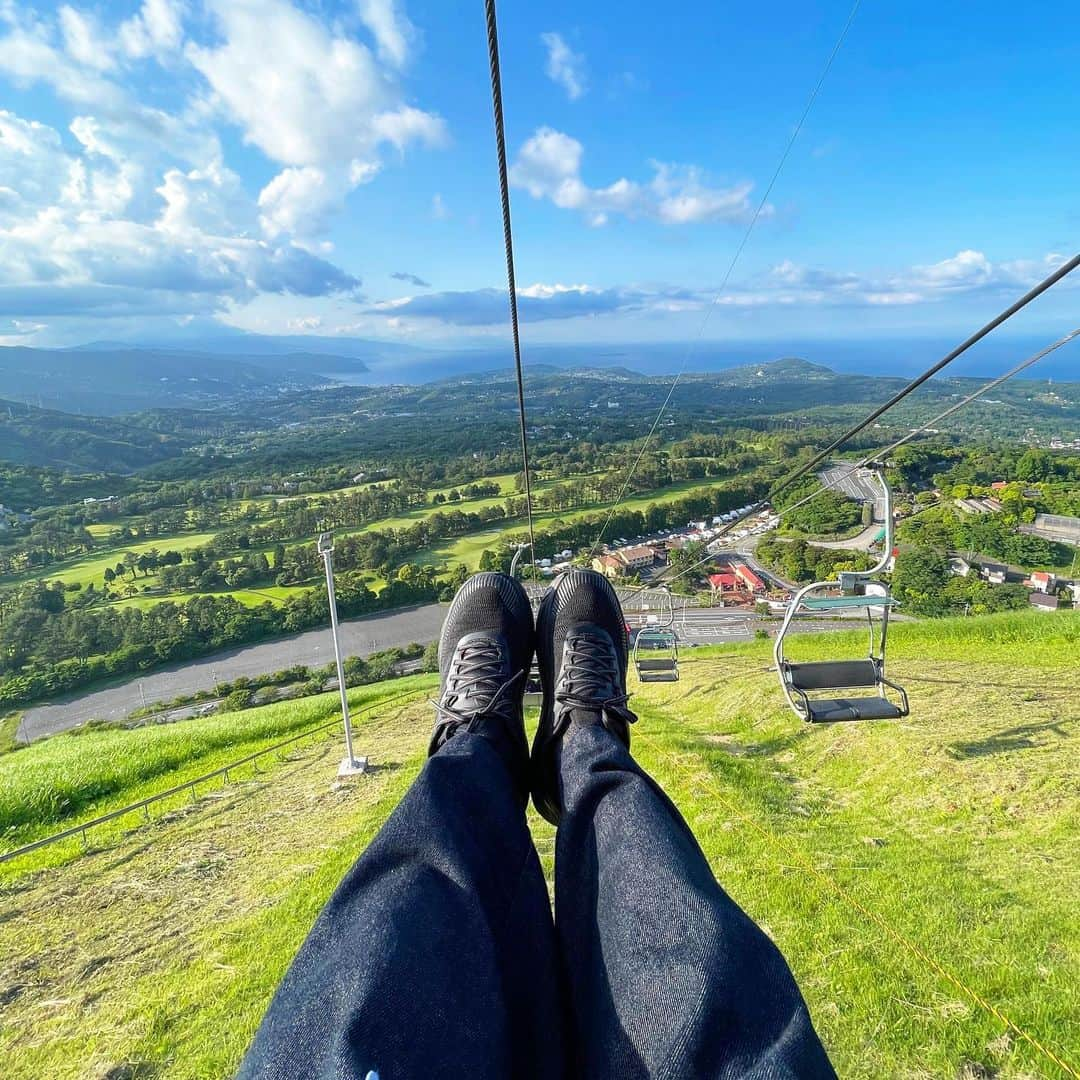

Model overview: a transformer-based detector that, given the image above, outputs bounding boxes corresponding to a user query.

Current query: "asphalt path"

[18,603,447,743]
[820,464,886,521]
[18,586,900,743]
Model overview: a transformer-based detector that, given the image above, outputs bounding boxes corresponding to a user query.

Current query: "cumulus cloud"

[366,250,1074,330]
[357,0,415,69]
[0,8,126,108]
[0,102,360,326]
[370,282,696,326]
[541,32,586,101]
[0,1,438,332]
[510,127,759,226]
[59,6,116,71]
[187,0,443,243]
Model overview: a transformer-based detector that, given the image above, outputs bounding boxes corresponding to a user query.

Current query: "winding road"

[18,603,448,744]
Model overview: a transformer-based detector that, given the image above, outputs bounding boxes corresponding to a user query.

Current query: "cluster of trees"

[479,481,765,572]
[891,549,1028,617]
[0,569,445,709]
[899,507,1069,570]
[755,538,873,583]
[774,480,866,538]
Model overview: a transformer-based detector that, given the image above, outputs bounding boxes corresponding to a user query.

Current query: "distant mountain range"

[2,327,1078,417]
[0,346,371,415]
[2,354,1076,474]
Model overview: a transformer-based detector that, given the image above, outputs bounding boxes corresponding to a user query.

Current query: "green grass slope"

[0,611,1076,1078]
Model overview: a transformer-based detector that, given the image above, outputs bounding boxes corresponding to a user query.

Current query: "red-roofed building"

[990,481,1008,491]
[1025,571,1056,594]
[733,563,765,593]
[707,572,740,593]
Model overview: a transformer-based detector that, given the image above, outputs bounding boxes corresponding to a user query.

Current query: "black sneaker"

[531,569,637,824]
[429,573,534,786]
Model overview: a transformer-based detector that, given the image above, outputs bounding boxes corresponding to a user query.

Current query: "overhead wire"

[761,253,1080,511]
[588,0,865,558]
[773,326,1080,524]
[638,263,1080,592]
[483,0,537,566]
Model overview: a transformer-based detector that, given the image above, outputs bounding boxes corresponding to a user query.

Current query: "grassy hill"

[0,612,1077,1078]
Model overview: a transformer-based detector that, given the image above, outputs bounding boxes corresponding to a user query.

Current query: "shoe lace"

[556,633,637,729]
[430,639,523,745]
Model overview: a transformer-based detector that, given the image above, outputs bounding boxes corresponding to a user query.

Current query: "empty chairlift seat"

[772,464,909,723]
[779,657,908,722]
[634,628,679,683]
[523,660,543,707]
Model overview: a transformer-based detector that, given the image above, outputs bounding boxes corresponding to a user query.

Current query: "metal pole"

[318,533,367,776]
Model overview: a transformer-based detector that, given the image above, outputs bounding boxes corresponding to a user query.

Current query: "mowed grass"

[108,584,313,611]
[0,612,1076,1078]
[1,531,221,591]
[414,475,739,570]
[14,469,718,601]
[0,675,437,874]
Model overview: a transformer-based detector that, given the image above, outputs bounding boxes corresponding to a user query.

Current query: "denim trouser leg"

[553,722,836,1079]
[237,731,565,1080]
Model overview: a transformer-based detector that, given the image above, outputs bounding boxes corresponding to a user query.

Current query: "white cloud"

[357,0,415,69]
[431,192,449,219]
[908,249,993,290]
[366,249,1075,330]
[183,0,442,244]
[0,104,359,329]
[0,9,126,108]
[157,161,254,236]
[59,6,116,71]
[0,111,72,220]
[119,0,186,60]
[510,127,759,227]
[187,0,443,169]
[541,32,586,101]
[258,166,338,242]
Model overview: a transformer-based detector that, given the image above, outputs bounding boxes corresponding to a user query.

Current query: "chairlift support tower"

[318,532,368,776]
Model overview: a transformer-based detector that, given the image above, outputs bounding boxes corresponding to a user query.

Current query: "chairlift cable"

[587,0,865,558]
[763,253,1080,510]
[639,284,1080,594]
[484,0,537,566]
[774,326,1080,522]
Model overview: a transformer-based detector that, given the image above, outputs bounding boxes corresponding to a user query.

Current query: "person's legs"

[239,573,564,1080]
[533,570,835,1079]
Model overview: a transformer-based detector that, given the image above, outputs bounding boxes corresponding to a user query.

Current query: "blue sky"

[0,0,1076,353]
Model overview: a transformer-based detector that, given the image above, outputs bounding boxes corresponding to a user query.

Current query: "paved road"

[807,523,884,552]
[821,463,886,521]
[18,603,447,743]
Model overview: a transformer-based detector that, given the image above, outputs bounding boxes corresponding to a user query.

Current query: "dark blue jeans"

[239,722,835,1078]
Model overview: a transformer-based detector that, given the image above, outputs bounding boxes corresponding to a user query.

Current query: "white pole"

[318,533,366,775]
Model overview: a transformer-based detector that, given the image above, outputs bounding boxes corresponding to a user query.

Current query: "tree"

[892,548,951,616]
[103,567,115,586]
